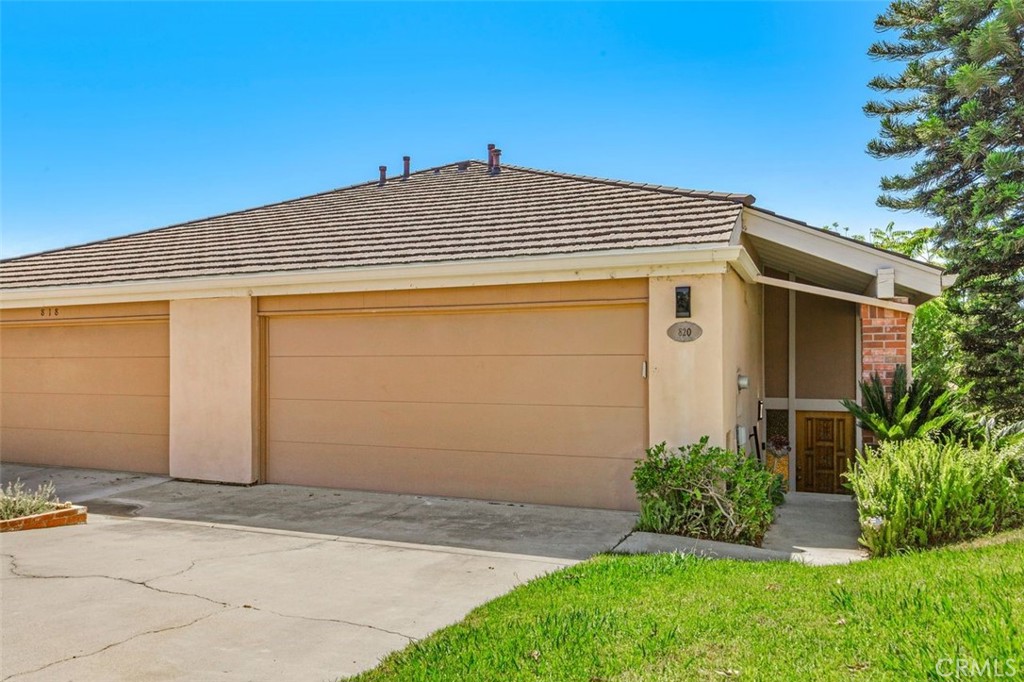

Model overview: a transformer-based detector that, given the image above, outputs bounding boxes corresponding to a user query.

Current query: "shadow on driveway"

[2,463,637,561]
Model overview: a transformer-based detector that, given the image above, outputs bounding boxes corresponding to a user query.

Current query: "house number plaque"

[667,321,702,342]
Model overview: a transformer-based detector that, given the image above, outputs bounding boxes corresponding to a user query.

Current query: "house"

[0,148,948,510]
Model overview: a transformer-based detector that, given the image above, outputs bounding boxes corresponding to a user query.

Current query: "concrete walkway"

[0,463,636,681]
[616,492,867,565]
[762,492,867,565]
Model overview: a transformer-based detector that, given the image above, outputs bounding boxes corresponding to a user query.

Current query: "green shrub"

[840,364,965,442]
[845,439,1024,557]
[0,480,64,520]
[631,437,780,546]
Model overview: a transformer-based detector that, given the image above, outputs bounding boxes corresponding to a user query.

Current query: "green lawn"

[347,530,1024,681]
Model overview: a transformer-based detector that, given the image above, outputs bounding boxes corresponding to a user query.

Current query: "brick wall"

[860,300,911,385]
[860,299,911,446]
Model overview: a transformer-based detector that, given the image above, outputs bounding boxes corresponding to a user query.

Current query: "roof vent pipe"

[491,149,502,175]
[378,165,387,186]
[402,156,411,181]
[487,143,496,171]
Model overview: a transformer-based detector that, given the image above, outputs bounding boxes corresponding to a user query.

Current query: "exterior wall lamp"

[675,286,691,318]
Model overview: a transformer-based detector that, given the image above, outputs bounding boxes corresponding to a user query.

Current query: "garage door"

[263,281,647,510]
[0,303,170,474]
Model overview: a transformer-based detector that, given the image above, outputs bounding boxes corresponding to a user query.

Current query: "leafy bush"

[631,437,780,546]
[840,364,964,441]
[845,439,1024,557]
[0,480,65,520]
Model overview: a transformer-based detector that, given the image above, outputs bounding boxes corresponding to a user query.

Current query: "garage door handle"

[642,361,648,379]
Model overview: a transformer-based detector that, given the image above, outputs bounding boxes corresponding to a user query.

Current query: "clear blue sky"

[2,1,923,259]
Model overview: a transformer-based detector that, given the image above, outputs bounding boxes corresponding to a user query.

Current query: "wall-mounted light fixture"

[675,286,691,318]
[737,374,750,391]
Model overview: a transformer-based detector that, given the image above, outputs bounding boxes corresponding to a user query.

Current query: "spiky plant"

[841,365,962,441]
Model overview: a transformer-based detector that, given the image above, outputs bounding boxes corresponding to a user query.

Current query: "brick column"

[859,298,911,446]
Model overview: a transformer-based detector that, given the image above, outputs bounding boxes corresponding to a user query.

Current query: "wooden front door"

[796,411,855,494]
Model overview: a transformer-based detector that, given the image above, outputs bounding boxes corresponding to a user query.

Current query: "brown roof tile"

[0,160,752,290]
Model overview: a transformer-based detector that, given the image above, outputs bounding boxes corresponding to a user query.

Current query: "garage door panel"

[269,399,644,459]
[268,305,646,358]
[0,428,169,474]
[0,357,169,397]
[267,440,638,510]
[0,322,169,358]
[258,279,647,314]
[268,355,645,407]
[1,394,170,435]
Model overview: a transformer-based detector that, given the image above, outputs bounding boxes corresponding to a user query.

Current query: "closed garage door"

[0,303,170,474]
[263,281,647,510]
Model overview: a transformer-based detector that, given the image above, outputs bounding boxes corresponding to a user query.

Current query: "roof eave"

[742,206,947,301]
[0,244,750,309]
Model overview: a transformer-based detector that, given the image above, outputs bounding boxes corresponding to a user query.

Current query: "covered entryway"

[260,280,648,511]
[0,303,170,474]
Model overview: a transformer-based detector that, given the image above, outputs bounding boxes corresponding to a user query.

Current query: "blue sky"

[1,1,922,259]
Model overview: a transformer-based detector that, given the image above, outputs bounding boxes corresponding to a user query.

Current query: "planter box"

[0,505,87,533]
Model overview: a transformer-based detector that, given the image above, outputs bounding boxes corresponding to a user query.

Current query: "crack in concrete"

[250,606,416,641]
[4,608,225,681]
[609,529,636,553]
[5,554,231,608]
[4,548,418,657]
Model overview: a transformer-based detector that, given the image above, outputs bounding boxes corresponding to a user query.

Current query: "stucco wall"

[169,297,258,483]
[722,269,764,453]
[648,273,728,449]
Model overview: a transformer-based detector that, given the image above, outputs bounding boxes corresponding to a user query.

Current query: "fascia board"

[743,208,944,298]
[0,245,749,309]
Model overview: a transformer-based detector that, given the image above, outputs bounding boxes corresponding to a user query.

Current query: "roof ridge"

[488,161,756,206]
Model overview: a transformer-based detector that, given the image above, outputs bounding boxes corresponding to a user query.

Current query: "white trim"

[729,247,761,283]
[855,315,864,453]
[743,208,944,298]
[0,245,750,309]
[765,397,850,412]
[728,213,744,247]
[755,275,916,314]
[865,267,895,299]
[787,273,797,491]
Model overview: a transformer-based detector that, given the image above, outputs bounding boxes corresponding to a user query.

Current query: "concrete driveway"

[0,464,636,681]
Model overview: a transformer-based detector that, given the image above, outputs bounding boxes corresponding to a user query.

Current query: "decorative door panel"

[796,411,855,494]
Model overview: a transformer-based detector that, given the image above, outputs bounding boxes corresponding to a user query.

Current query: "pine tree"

[866,0,1024,419]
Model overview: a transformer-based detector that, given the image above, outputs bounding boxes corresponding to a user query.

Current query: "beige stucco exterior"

[169,297,258,484]
[648,272,726,449]
[0,251,921,507]
[722,269,765,452]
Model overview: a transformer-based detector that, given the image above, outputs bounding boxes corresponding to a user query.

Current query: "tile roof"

[0,160,753,290]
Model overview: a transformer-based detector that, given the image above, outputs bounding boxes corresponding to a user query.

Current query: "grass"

[347,529,1024,681]
[0,480,66,520]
